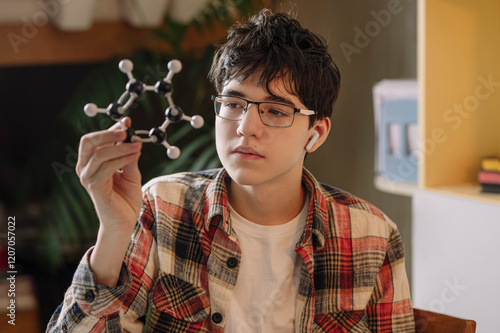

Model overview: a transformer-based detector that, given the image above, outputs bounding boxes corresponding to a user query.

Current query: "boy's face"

[215,73,327,189]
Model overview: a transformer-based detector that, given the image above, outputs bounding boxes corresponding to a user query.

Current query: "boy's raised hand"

[76,117,143,254]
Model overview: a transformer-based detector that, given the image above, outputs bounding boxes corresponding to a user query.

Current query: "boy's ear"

[305,118,331,152]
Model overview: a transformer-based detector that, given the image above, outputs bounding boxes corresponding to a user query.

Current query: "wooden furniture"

[0,22,160,66]
[418,0,500,205]
[413,1,498,331]
[0,19,227,67]
[414,308,476,333]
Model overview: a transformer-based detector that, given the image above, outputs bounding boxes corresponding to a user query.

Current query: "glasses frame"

[211,95,316,128]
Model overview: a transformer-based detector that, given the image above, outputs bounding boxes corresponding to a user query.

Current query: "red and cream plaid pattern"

[47,168,415,332]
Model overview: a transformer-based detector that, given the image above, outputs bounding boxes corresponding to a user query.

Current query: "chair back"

[414,308,476,333]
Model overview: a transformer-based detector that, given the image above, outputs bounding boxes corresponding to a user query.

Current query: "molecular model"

[84,59,204,159]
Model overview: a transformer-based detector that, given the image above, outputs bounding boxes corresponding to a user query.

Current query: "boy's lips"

[231,146,264,158]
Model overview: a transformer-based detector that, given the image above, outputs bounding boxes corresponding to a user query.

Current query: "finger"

[121,117,132,129]
[89,151,142,190]
[77,130,128,175]
[87,117,133,151]
[83,141,142,181]
[120,148,142,183]
[107,117,132,132]
[107,117,134,149]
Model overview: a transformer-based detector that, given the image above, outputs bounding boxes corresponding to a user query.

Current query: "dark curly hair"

[209,9,341,126]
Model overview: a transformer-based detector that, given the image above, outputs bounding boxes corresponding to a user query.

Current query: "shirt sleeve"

[46,197,159,333]
[366,223,415,332]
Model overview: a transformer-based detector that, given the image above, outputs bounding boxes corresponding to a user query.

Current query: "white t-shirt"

[224,200,309,333]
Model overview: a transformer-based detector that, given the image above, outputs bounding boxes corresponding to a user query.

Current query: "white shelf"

[413,189,500,331]
[374,175,417,197]
[424,184,500,206]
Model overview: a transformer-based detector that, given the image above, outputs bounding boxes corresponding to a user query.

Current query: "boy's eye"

[223,100,245,109]
[269,109,286,116]
[263,104,292,117]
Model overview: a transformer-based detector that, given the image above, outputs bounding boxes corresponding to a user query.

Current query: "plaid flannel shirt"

[47,168,415,332]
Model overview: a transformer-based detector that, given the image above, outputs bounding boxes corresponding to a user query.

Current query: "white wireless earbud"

[305,130,320,151]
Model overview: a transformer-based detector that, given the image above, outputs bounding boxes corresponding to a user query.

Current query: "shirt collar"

[298,168,328,250]
[203,168,328,249]
[204,168,232,234]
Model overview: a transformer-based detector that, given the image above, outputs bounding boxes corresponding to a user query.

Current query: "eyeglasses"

[212,95,316,128]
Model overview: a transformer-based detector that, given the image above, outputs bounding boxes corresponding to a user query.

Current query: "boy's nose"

[237,103,264,136]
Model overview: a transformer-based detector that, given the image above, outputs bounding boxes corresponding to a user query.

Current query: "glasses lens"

[213,95,298,127]
[214,96,246,120]
[259,103,294,127]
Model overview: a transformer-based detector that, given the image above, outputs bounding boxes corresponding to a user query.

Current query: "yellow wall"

[422,0,500,190]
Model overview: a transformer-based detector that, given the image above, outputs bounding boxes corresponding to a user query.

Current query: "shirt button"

[226,257,238,269]
[212,312,223,324]
[85,290,95,302]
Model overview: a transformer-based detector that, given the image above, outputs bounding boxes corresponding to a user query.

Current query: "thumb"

[121,148,142,183]
[121,116,132,129]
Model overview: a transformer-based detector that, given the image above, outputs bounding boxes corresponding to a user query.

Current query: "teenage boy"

[47,9,415,333]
